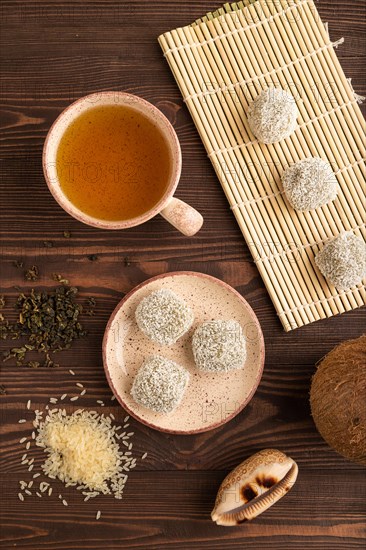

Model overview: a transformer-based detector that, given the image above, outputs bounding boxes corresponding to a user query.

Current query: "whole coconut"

[310,335,366,465]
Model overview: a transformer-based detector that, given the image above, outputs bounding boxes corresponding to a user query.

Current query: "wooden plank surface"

[0,0,365,548]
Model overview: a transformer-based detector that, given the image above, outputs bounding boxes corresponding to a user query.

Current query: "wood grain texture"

[0,0,365,548]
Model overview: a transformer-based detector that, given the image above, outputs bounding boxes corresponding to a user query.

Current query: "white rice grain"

[18,493,24,501]
[96,510,101,520]
[27,400,31,409]
[18,419,26,423]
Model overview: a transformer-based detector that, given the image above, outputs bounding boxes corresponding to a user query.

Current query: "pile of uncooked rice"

[36,408,133,498]
[16,389,143,517]
[135,289,194,346]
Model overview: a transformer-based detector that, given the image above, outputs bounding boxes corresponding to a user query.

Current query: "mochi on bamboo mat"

[158,0,366,331]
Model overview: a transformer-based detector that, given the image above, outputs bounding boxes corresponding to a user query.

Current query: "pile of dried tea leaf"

[1,286,94,368]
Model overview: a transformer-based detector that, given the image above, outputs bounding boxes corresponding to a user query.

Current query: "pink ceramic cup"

[42,92,203,236]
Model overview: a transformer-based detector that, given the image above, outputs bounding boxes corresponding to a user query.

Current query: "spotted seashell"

[211,449,298,525]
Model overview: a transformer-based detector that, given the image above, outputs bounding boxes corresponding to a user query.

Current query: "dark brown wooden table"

[1,1,365,548]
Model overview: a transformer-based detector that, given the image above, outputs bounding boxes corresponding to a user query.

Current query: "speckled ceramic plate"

[103,271,265,434]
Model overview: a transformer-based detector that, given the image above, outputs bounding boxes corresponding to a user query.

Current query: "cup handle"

[160,197,203,237]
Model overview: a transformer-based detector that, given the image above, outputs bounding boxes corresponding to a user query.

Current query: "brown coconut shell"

[310,334,366,465]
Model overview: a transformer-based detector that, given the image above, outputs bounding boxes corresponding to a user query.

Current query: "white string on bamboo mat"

[207,97,360,157]
[232,190,283,209]
[253,223,366,265]
[278,284,366,317]
[162,0,308,57]
[230,158,366,210]
[183,37,344,103]
[346,78,366,103]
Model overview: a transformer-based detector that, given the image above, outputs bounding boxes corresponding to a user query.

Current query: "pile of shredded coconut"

[247,87,298,144]
[315,232,366,290]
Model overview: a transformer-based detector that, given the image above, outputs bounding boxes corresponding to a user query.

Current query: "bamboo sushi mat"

[158,0,366,331]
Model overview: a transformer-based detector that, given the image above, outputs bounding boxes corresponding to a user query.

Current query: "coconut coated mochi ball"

[192,320,246,373]
[131,355,189,414]
[282,157,338,211]
[247,87,298,144]
[315,232,366,290]
[135,289,194,346]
